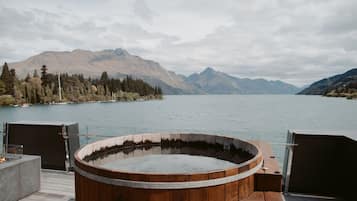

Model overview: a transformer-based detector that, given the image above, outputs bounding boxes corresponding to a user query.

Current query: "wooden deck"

[21,169,332,201]
[21,170,74,201]
[20,169,282,201]
[250,140,283,192]
[244,192,283,201]
[20,169,283,201]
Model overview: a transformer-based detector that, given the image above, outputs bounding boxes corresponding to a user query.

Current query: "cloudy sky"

[1,0,357,86]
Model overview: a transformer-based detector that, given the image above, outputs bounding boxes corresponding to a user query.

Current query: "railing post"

[283,130,296,194]
[3,122,8,157]
[59,124,70,171]
[86,126,89,145]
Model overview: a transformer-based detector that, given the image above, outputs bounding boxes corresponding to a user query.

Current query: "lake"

[0,95,356,164]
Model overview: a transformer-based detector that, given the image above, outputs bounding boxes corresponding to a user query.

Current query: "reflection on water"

[99,154,237,173]
[86,139,254,173]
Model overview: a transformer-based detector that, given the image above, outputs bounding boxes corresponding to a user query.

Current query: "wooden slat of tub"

[97,179,112,201]
[188,187,209,201]
[239,164,250,173]
[74,173,81,201]
[83,174,99,201]
[239,177,251,200]
[189,173,209,181]
[149,189,171,201]
[225,167,239,176]
[209,171,225,179]
[207,184,226,201]
[171,189,189,201]
[225,181,239,201]
[248,174,255,194]
[112,186,150,201]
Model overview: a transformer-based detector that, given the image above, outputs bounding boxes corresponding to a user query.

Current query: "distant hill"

[298,68,357,98]
[186,67,300,94]
[9,49,198,94]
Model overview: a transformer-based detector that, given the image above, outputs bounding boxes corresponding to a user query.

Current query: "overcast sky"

[1,0,357,86]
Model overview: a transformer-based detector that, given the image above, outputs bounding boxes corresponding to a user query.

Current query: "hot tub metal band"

[74,160,262,190]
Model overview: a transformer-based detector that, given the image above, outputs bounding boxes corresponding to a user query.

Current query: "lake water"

[0,95,356,164]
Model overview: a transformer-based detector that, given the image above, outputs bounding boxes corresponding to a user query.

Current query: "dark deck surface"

[284,194,342,201]
[242,192,283,201]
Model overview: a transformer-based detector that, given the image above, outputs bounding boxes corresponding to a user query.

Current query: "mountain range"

[186,67,300,94]
[8,48,300,94]
[298,68,357,98]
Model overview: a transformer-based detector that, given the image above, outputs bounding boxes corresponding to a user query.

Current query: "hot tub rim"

[74,133,263,182]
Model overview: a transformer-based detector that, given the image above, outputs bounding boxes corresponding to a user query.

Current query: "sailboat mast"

[58,73,62,101]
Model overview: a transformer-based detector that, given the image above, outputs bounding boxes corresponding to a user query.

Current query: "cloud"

[0,5,177,60]
[132,0,156,23]
[1,0,357,86]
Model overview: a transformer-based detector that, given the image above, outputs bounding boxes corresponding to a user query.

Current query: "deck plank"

[242,191,284,201]
[242,192,265,201]
[21,170,75,201]
[264,192,284,201]
[250,140,283,192]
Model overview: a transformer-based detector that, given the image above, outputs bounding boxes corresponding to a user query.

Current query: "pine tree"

[33,69,39,78]
[100,72,110,96]
[25,73,31,82]
[0,81,6,95]
[0,63,15,95]
[157,87,162,95]
[41,65,48,86]
[1,67,160,105]
[8,69,16,96]
[0,62,11,82]
[100,72,109,82]
[10,69,15,77]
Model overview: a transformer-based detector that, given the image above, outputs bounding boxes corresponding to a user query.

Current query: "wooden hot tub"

[74,133,263,201]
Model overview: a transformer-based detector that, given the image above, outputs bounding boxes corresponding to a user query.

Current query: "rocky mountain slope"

[298,68,357,98]
[9,49,197,94]
[8,48,300,95]
[186,67,300,94]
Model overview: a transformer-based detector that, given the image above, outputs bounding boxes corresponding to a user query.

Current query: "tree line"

[0,62,162,105]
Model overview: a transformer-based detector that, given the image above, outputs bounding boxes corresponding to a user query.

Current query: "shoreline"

[1,94,163,107]
[325,92,357,100]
